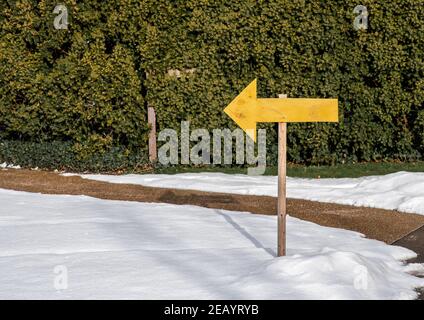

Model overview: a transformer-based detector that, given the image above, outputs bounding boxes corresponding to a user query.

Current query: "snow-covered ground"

[68,171,424,215]
[0,188,423,299]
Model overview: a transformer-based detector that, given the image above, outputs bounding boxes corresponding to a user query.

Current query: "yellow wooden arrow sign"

[224,79,339,141]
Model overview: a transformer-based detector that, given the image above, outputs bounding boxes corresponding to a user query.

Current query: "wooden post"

[277,94,287,257]
[147,106,157,163]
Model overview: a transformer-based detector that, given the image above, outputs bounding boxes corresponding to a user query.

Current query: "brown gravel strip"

[1,169,424,244]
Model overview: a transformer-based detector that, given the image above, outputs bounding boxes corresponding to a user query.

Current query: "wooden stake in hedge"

[224,79,338,257]
[147,106,157,163]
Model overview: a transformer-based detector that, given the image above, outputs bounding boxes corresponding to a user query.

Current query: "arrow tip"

[224,79,258,142]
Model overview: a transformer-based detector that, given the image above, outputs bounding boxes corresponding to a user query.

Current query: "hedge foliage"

[0,140,149,172]
[0,0,149,160]
[0,0,423,169]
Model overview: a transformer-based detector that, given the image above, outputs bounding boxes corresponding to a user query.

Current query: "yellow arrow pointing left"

[224,79,339,141]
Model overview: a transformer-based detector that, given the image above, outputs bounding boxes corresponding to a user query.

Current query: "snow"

[0,188,422,299]
[67,171,424,215]
[0,162,21,169]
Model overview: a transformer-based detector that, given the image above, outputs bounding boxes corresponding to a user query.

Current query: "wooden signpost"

[224,79,338,257]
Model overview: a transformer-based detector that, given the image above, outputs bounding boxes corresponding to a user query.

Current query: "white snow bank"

[67,171,424,215]
[0,188,422,299]
[0,162,21,169]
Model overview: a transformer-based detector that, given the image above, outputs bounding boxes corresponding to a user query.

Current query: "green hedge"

[0,0,149,159]
[143,0,423,164]
[1,0,423,169]
[0,140,149,172]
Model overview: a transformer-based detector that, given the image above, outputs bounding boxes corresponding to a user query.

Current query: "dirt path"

[1,169,424,245]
